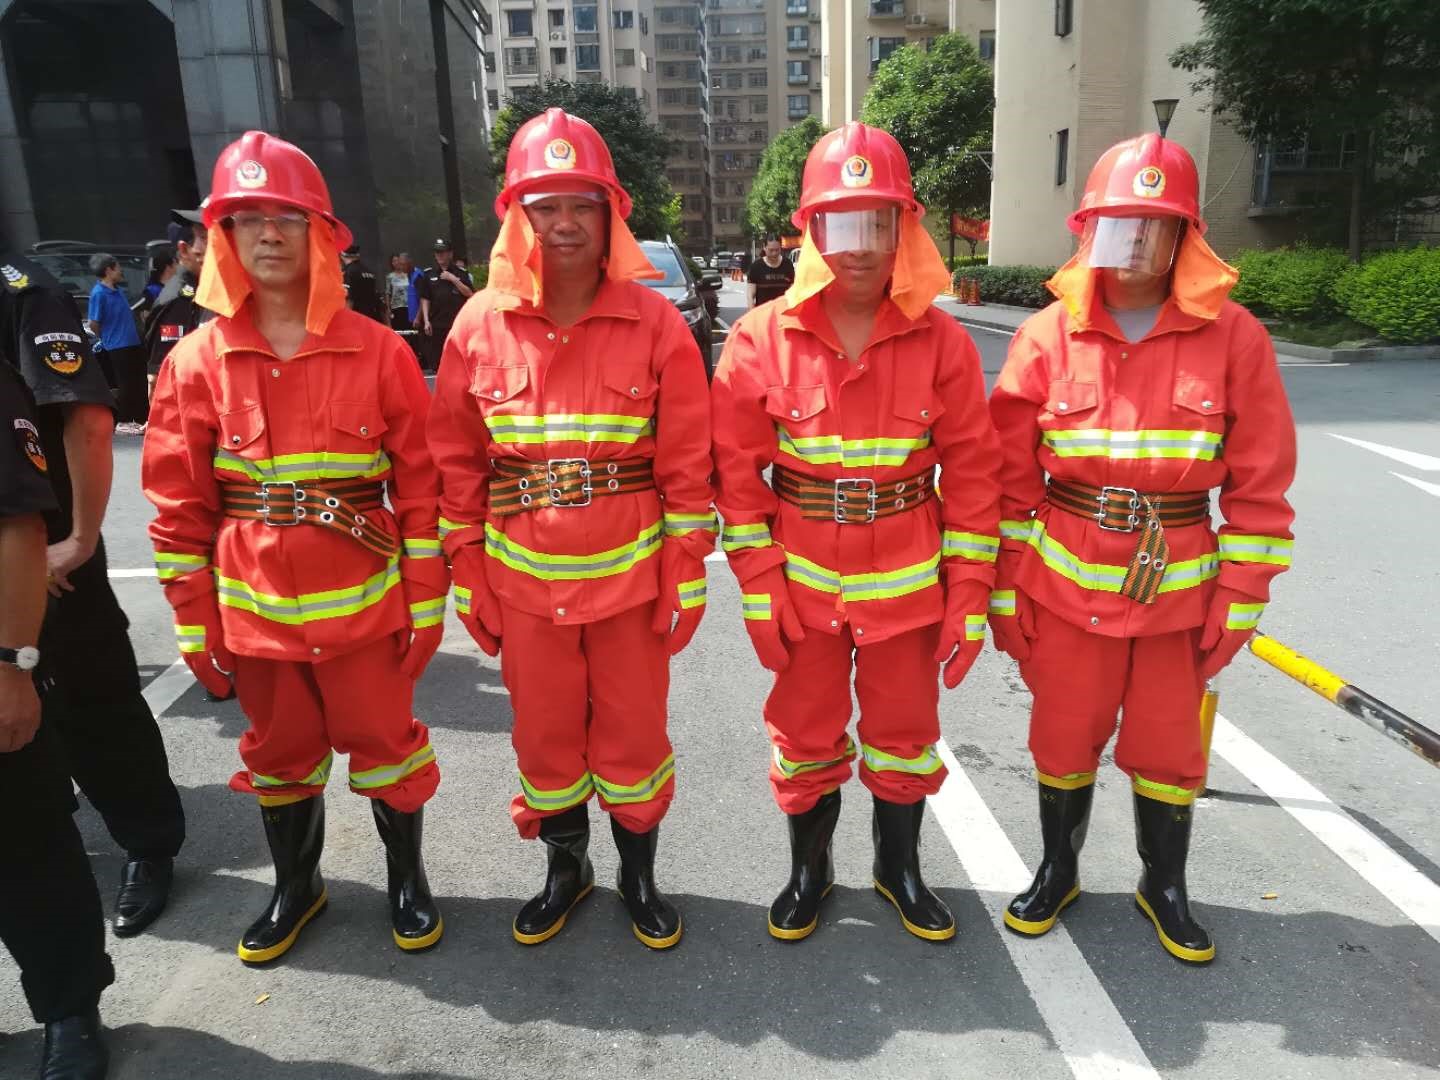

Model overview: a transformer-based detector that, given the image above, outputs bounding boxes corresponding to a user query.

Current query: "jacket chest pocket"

[471,364,532,410]
[217,404,267,475]
[892,383,945,434]
[329,401,388,456]
[1039,379,1100,427]
[1170,378,1226,460]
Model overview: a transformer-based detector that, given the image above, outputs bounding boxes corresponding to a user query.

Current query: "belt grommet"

[1148,519,1160,531]
[518,477,530,489]
[1153,559,1166,571]
[520,493,532,506]
[354,514,366,526]
[608,478,619,491]
[607,463,619,474]
[895,481,906,493]
[551,488,563,500]
[320,511,335,523]
[295,507,306,518]
[351,526,363,538]
[547,471,558,483]
[894,497,905,509]
[294,490,306,501]
[325,497,340,508]
[1137,552,1150,565]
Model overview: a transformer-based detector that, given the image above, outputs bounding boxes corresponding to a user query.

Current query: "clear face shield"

[1081,215,1183,276]
[811,206,900,256]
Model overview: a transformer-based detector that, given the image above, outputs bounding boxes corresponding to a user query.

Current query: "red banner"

[950,215,991,242]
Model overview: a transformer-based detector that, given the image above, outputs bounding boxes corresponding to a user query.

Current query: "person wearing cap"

[428,108,715,950]
[142,131,449,963]
[416,238,473,373]
[988,134,1296,964]
[143,207,212,397]
[711,123,1002,944]
[341,242,387,325]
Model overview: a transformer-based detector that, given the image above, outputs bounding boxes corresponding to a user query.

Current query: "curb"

[1269,340,1440,363]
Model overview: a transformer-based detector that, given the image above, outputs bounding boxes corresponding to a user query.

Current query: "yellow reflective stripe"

[776,425,931,467]
[964,613,987,640]
[721,521,772,551]
[438,516,479,540]
[860,741,943,776]
[216,557,401,626]
[452,585,472,615]
[741,592,772,620]
[593,753,675,805]
[1226,601,1264,631]
[989,589,1016,616]
[1000,518,1035,543]
[1043,428,1223,460]
[1037,770,1095,790]
[155,551,209,580]
[773,736,856,779]
[213,448,390,483]
[350,744,436,790]
[942,531,1000,562]
[663,510,718,536]
[1132,774,1197,805]
[174,623,206,653]
[677,578,707,609]
[1218,534,1293,566]
[409,596,446,629]
[484,520,661,581]
[254,750,334,789]
[484,413,654,444]
[403,538,443,558]
[1020,519,1218,594]
[784,550,940,602]
[520,770,594,811]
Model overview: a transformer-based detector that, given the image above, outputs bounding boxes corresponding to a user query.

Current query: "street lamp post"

[1153,98,1179,139]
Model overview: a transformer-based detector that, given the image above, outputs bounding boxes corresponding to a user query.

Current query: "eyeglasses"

[223,211,310,236]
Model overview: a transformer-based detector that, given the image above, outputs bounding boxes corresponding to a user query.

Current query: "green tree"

[491,80,684,242]
[1172,0,1440,260]
[745,116,828,239]
[859,34,993,251]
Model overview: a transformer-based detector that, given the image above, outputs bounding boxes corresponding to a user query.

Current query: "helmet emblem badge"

[1133,165,1166,198]
[236,160,268,189]
[544,139,576,170]
[841,155,873,188]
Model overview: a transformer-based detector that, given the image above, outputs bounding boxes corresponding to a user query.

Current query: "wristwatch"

[0,646,40,671]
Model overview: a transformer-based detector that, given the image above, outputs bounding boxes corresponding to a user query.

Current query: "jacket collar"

[212,304,364,360]
[492,275,643,323]
[777,293,927,355]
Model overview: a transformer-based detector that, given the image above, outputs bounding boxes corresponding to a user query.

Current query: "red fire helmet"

[1068,133,1204,235]
[202,131,353,250]
[792,123,921,231]
[495,108,633,220]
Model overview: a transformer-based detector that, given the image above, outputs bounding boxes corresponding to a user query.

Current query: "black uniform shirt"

[748,256,795,306]
[143,266,214,375]
[0,361,57,519]
[0,254,113,540]
[417,264,468,329]
[342,258,387,324]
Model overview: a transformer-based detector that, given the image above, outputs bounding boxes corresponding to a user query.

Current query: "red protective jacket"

[712,297,1002,645]
[144,308,446,661]
[426,279,715,623]
[989,288,1296,639]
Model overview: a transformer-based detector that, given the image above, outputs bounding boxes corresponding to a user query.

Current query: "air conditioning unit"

[810,80,821,90]
[906,13,929,27]
[808,44,820,56]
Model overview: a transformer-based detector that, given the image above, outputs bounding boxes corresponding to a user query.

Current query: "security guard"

[143,207,212,388]
[341,243,387,324]
[1,312,115,1079]
[416,238,473,372]
[0,250,186,939]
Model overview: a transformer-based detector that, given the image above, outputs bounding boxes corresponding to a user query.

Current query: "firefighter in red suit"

[989,134,1296,963]
[711,124,1002,943]
[427,109,715,950]
[143,132,448,963]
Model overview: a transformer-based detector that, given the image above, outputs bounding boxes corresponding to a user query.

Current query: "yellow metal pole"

[1197,686,1219,795]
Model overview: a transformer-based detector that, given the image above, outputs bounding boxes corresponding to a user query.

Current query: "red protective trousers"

[765,622,945,814]
[501,602,674,838]
[228,634,440,813]
[1020,603,1205,800]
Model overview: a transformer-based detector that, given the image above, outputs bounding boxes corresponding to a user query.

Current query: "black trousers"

[96,345,148,423]
[0,722,115,1021]
[418,321,453,372]
[38,535,185,860]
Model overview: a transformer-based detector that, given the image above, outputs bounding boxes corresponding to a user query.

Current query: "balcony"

[905,12,929,29]
[785,0,808,14]
[869,0,904,17]
[787,36,809,50]
[787,70,809,84]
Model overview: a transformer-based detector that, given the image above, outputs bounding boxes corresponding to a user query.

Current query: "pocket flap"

[471,364,530,404]
[765,384,827,423]
[218,403,265,451]
[329,402,388,439]
[1173,378,1225,416]
[1044,379,1099,417]
[893,389,945,425]
[601,367,659,402]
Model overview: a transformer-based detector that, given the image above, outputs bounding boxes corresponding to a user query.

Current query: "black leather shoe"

[768,790,840,941]
[872,796,954,941]
[40,1009,108,1080]
[238,798,327,965]
[1004,781,1093,936]
[1133,791,1215,964]
[611,818,681,949]
[514,804,594,945]
[372,800,443,951]
[113,856,173,937]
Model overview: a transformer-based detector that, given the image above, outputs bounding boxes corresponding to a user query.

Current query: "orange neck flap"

[1045,227,1239,330]
[195,217,347,336]
[487,198,662,309]
[782,209,950,321]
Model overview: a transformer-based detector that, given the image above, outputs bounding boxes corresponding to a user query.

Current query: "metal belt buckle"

[1097,485,1141,532]
[546,457,593,508]
[258,481,300,526]
[834,478,877,524]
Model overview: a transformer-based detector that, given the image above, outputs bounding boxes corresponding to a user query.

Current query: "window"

[548,9,565,29]
[746,44,766,61]
[617,48,636,66]
[978,30,995,62]
[868,36,903,72]
[748,69,768,87]
[660,34,700,51]
[750,96,768,115]
[506,10,533,36]
[787,25,808,49]
[486,89,499,110]
[1055,0,1073,37]
[786,60,809,84]
[574,5,598,32]
[786,0,808,14]
[659,5,699,26]
[576,44,601,69]
[551,47,568,65]
[614,10,634,29]
[787,94,809,118]
[726,71,743,88]
[1055,128,1069,186]
[505,47,538,74]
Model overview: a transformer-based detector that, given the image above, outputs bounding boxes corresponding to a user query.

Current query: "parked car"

[637,238,724,377]
[26,241,154,306]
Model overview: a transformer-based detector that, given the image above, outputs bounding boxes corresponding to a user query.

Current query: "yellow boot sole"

[767,883,835,942]
[873,880,955,942]
[395,915,444,952]
[632,917,683,950]
[237,890,328,965]
[1134,891,1216,964]
[1002,883,1080,936]
[512,882,594,946]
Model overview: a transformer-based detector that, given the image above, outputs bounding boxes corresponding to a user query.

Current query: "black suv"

[636,238,723,377]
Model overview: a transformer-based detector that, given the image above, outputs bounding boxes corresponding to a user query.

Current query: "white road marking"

[1390,471,1440,499]
[1328,433,1440,471]
[956,321,1016,337]
[705,551,726,563]
[1211,713,1440,947]
[930,738,1161,1080]
[142,659,198,717]
[109,567,157,578]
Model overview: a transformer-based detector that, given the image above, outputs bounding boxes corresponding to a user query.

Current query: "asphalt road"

[2,278,1437,1079]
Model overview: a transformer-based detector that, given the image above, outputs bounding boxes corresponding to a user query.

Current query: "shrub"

[1334,247,1440,344]
[952,264,1057,308]
[945,254,988,271]
[1230,245,1351,320]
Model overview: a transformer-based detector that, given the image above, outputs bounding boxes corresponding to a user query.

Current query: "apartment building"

[656,2,712,250]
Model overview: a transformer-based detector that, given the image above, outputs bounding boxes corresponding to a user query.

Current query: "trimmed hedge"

[1230,245,1351,320]
[945,254,989,271]
[952,264,1058,308]
[1333,247,1440,344]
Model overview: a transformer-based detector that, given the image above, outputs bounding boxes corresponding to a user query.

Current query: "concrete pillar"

[0,0,35,244]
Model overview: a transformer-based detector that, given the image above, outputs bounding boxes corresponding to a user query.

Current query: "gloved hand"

[651,542,708,655]
[988,557,1036,662]
[451,543,501,656]
[171,594,236,700]
[1198,587,1263,680]
[933,579,991,689]
[399,578,446,680]
[740,565,805,672]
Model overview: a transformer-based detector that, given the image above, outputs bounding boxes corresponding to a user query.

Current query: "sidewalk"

[933,295,1032,335]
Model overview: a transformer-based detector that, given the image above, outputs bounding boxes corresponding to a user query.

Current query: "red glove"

[399,577,446,680]
[171,594,236,700]
[651,542,707,655]
[451,544,501,656]
[988,556,1036,662]
[933,579,990,689]
[740,565,805,672]
[1198,587,1263,681]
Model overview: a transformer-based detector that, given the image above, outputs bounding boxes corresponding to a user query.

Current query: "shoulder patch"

[35,332,84,376]
[13,417,47,473]
[181,284,195,297]
[2,264,31,292]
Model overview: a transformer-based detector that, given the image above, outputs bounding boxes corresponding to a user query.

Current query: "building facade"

[656,1,710,251]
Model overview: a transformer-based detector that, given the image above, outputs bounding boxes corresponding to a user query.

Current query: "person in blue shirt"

[85,254,146,432]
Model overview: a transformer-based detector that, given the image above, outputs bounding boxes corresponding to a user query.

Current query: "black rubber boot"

[1133,792,1215,964]
[871,796,954,941]
[40,1009,108,1080]
[1004,781,1094,936]
[372,801,443,952]
[768,790,841,941]
[611,818,682,949]
[513,804,594,945]
[238,798,327,964]
[113,855,173,937]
